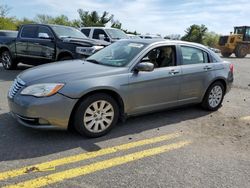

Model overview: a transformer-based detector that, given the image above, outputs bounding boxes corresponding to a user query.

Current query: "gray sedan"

[8,39,234,137]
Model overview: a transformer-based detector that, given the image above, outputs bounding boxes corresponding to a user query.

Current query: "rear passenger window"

[81,29,91,37]
[21,26,38,38]
[93,29,108,39]
[181,46,209,65]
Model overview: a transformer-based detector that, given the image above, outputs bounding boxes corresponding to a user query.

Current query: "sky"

[1,0,249,36]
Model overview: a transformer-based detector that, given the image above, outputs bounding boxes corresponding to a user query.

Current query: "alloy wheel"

[83,100,114,133]
[208,85,223,108]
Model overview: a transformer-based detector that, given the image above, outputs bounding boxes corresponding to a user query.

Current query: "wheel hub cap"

[208,85,223,108]
[83,100,114,133]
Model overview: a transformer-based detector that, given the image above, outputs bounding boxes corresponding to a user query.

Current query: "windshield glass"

[234,28,244,35]
[106,29,129,39]
[51,25,87,39]
[86,41,147,67]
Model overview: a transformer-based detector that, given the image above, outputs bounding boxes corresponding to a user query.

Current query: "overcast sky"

[2,0,249,36]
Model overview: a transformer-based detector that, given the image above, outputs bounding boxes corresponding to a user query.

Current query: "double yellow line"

[1,133,191,188]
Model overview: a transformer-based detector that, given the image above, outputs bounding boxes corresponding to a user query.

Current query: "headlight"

[20,83,64,97]
[76,46,104,55]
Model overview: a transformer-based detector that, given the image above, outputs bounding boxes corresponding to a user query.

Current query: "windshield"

[86,41,147,67]
[51,25,87,39]
[106,29,129,39]
[234,27,244,35]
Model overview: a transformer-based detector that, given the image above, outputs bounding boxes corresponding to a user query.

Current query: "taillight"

[229,64,234,73]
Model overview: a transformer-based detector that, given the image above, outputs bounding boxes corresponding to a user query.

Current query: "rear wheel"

[73,93,119,137]
[1,50,17,70]
[221,52,232,58]
[201,82,225,111]
[235,44,248,58]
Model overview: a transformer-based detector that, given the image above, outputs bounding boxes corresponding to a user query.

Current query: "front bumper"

[8,93,77,130]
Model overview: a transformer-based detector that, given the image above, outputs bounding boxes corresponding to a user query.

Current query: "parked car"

[139,34,162,39]
[80,27,129,43]
[8,39,233,137]
[0,30,18,37]
[0,24,108,70]
[127,34,141,39]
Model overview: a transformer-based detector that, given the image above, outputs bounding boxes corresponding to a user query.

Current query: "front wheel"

[235,44,248,58]
[1,51,17,70]
[221,52,232,58]
[73,93,119,137]
[201,82,225,111]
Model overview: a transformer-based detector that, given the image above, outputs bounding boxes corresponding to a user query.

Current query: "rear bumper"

[8,93,77,130]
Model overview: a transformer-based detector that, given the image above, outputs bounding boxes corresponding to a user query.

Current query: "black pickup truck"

[0,24,109,70]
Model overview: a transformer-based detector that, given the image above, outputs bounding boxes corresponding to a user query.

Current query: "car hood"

[18,60,127,85]
[62,37,110,47]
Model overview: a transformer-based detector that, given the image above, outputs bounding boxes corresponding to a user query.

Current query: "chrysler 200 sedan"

[8,39,234,137]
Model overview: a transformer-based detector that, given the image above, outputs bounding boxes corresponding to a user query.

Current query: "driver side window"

[141,46,176,68]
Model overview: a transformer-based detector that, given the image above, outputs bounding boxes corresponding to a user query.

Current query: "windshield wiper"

[86,59,102,64]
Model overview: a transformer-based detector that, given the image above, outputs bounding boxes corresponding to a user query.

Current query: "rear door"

[15,25,38,62]
[178,45,215,104]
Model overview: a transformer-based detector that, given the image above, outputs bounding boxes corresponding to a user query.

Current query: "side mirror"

[38,33,51,39]
[135,62,154,72]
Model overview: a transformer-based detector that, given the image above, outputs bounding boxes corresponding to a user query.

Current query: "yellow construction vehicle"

[218,26,250,58]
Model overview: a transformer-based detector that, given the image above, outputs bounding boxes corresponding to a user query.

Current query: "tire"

[73,93,119,137]
[58,56,73,61]
[1,50,17,70]
[235,44,248,58]
[201,82,225,111]
[221,52,232,58]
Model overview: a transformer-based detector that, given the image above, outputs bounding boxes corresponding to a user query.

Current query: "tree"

[111,20,122,29]
[0,4,10,17]
[203,31,220,47]
[16,18,36,30]
[0,17,16,30]
[77,9,113,27]
[181,24,208,44]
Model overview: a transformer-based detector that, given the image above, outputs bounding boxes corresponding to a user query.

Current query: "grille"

[218,36,228,46]
[8,78,25,99]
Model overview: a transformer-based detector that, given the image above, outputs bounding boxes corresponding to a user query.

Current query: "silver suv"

[8,39,233,137]
[80,27,129,43]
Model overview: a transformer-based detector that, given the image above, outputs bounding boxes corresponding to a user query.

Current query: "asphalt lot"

[0,56,250,188]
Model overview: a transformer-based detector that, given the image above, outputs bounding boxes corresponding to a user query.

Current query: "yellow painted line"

[240,116,250,121]
[0,133,180,181]
[4,140,191,188]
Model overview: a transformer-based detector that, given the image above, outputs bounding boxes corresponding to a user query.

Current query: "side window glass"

[181,46,208,65]
[21,26,38,38]
[37,26,54,38]
[81,29,91,37]
[93,29,108,39]
[141,46,176,68]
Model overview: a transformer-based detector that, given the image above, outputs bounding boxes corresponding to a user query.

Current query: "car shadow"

[0,64,32,82]
[0,105,211,161]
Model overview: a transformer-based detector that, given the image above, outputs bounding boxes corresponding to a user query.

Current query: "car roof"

[123,39,206,46]
[80,27,120,30]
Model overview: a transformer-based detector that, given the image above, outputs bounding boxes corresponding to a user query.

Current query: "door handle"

[204,65,213,71]
[169,69,180,75]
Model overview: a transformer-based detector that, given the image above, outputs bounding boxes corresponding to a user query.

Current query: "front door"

[128,45,181,115]
[27,26,55,64]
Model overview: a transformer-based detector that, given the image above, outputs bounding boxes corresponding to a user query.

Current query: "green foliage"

[111,20,122,29]
[0,17,16,30]
[203,31,219,47]
[16,18,35,30]
[181,24,208,44]
[181,24,219,47]
[77,9,113,27]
